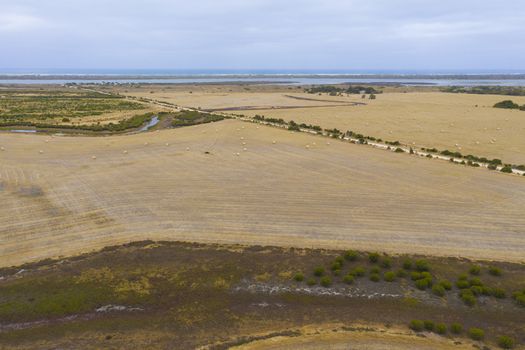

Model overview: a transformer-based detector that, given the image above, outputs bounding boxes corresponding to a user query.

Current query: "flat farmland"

[1,119,524,267]
[232,92,525,165]
[117,85,525,164]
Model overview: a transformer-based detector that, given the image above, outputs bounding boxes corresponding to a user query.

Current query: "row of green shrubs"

[251,113,524,175]
[409,320,515,348]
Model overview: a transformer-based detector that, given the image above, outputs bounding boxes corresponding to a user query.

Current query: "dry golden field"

[234,324,479,350]
[1,119,524,267]
[115,85,525,164]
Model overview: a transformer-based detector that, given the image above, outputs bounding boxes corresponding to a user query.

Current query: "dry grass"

[1,119,524,267]
[233,324,477,350]
[118,85,525,164]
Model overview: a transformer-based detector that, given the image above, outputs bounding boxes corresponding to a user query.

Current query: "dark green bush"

[370,266,381,274]
[314,266,325,277]
[368,252,380,263]
[494,100,519,109]
[344,250,358,261]
[423,320,435,331]
[432,284,446,297]
[512,291,525,307]
[320,276,332,287]
[468,327,485,340]
[331,261,342,271]
[370,273,380,282]
[293,273,304,282]
[396,269,408,278]
[470,285,483,296]
[492,288,506,299]
[409,320,424,332]
[498,335,515,349]
[450,323,463,334]
[335,256,344,264]
[489,266,502,276]
[415,259,430,272]
[456,280,470,289]
[469,277,483,286]
[380,257,392,269]
[460,290,477,306]
[307,278,316,286]
[352,267,366,277]
[343,274,355,284]
[411,272,422,281]
[439,280,452,290]
[469,265,481,275]
[435,323,447,334]
[415,278,432,290]
[501,166,513,173]
[384,271,396,282]
[402,259,413,270]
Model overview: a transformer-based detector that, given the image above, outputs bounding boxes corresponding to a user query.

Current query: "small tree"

[307,278,316,286]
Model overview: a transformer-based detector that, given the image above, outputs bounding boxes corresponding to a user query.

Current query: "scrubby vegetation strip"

[244,114,525,176]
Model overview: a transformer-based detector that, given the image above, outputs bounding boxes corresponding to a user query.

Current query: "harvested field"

[117,85,525,164]
[1,119,524,266]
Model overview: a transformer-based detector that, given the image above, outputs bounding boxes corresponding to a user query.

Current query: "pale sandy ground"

[122,86,525,164]
[1,119,524,267]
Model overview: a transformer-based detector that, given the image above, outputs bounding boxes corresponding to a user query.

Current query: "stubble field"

[114,85,525,164]
[1,118,524,267]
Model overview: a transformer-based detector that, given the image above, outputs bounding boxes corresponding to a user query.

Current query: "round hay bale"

[272,140,276,144]
[39,150,43,154]
[243,148,247,152]
[123,150,128,154]
[92,155,97,160]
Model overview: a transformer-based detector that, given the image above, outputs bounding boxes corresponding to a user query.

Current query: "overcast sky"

[1,0,524,71]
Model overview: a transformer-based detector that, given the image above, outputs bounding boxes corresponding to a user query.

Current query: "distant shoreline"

[2,73,525,80]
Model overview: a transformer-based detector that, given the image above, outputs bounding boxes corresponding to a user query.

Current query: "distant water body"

[1,69,525,86]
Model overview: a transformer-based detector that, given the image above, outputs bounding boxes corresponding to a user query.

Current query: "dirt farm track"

[1,119,524,267]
